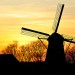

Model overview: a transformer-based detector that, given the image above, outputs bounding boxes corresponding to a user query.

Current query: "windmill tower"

[21,4,75,65]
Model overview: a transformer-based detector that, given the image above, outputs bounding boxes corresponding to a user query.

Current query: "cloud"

[0,0,29,5]
[0,0,50,6]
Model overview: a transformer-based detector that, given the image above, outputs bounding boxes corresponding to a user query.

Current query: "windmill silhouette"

[21,4,75,65]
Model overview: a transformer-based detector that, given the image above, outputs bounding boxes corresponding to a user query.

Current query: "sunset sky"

[0,0,75,50]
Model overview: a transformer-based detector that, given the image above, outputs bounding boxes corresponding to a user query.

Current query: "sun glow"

[0,0,75,51]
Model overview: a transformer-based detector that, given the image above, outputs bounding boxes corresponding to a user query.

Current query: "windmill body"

[45,33,66,65]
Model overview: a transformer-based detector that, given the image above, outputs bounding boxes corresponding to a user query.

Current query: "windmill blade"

[62,34,75,43]
[52,3,64,33]
[64,39,75,44]
[21,27,49,38]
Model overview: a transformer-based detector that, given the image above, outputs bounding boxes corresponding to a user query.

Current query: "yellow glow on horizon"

[0,14,75,50]
[0,1,75,50]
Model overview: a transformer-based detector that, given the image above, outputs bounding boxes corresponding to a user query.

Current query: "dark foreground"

[0,54,75,75]
[0,62,75,75]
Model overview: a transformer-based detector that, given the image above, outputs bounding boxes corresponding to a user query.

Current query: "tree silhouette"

[1,40,47,62]
[1,40,75,64]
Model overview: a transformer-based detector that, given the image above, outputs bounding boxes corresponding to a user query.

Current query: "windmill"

[21,3,75,65]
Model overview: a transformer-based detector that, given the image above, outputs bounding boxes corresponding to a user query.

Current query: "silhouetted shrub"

[1,40,75,63]
[1,40,47,62]
[65,44,75,64]
[1,41,18,54]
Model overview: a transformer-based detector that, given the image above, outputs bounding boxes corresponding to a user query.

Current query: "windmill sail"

[62,34,75,43]
[52,4,64,33]
[64,39,75,43]
[21,27,49,38]
[21,3,75,44]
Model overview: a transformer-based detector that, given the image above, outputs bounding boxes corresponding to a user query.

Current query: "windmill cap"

[47,33,64,41]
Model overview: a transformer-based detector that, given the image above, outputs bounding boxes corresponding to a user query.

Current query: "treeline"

[1,40,75,64]
[1,40,47,62]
